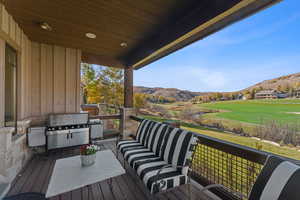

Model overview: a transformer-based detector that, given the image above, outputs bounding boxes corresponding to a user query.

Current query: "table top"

[46,150,125,198]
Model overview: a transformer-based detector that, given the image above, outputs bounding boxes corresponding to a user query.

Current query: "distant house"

[255,90,278,99]
[277,92,288,99]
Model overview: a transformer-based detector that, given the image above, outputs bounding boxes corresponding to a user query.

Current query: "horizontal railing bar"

[195,133,267,164]
[98,103,121,109]
[130,115,143,122]
[90,114,121,120]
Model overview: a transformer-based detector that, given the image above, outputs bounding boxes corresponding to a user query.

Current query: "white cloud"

[182,67,228,91]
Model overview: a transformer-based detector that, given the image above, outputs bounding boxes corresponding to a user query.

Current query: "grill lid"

[48,113,89,127]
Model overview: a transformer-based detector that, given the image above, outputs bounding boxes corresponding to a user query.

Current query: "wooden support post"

[124,66,133,108]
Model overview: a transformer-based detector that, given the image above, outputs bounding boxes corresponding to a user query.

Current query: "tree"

[81,64,124,106]
[81,64,101,103]
[134,93,148,111]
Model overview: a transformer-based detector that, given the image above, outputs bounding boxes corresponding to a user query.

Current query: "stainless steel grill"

[46,113,90,150]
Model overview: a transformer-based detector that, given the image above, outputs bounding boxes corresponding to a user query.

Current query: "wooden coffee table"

[46,150,125,198]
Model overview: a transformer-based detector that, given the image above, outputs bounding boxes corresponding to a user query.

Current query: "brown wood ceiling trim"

[81,52,125,69]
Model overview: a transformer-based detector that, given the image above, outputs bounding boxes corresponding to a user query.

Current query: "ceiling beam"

[124,0,281,69]
[81,52,125,68]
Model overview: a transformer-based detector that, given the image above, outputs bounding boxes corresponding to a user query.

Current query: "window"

[5,44,17,131]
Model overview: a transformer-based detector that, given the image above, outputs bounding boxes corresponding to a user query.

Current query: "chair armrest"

[200,184,248,199]
[154,164,186,192]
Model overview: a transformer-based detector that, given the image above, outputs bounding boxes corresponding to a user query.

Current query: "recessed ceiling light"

[39,22,52,31]
[120,42,127,47]
[85,33,96,39]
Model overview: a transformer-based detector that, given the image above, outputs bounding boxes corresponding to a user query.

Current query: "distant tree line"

[145,94,176,104]
[191,92,241,103]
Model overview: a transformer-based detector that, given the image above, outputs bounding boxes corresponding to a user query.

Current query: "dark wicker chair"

[3,192,46,200]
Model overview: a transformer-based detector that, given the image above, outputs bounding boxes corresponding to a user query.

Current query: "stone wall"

[0,120,32,197]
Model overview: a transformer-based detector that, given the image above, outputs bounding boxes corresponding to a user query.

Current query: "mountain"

[134,72,300,101]
[133,86,207,101]
[243,72,300,91]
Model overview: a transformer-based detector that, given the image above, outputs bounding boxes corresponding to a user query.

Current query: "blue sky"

[134,0,300,92]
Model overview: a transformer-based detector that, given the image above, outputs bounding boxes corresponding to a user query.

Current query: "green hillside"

[199,99,300,125]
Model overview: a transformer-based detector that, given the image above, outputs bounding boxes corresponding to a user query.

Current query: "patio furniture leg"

[188,183,191,200]
[108,178,113,191]
[123,156,126,168]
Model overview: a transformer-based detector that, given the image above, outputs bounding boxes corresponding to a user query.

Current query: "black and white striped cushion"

[160,128,195,174]
[117,119,156,154]
[135,158,166,173]
[136,120,153,144]
[146,123,169,155]
[135,119,147,141]
[117,119,147,152]
[144,122,161,148]
[117,140,143,153]
[139,121,157,145]
[249,156,300,200]
[126,149,159,168]
[123,147,149,159]
[117,140,138,149]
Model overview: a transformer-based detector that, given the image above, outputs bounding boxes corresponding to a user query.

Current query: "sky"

[134,0,300,92]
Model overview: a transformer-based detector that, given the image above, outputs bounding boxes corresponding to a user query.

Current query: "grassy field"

[199,99,300,125]
[142,115,300,160]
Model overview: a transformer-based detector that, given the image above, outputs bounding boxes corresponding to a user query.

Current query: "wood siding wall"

[29,43,82,120]
[0,3,22,127]
[0,2,82,126]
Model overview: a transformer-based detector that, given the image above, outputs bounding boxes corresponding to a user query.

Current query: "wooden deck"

[6,140,213,200]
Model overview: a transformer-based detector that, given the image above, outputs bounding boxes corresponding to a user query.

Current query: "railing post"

[124,66,133,108]
[120,107,138,139]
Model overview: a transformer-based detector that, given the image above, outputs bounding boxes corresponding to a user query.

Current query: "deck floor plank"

[90,183,104,200]
[109,177,126,200]
[5,140,214,200]
[7,155,38,195]
[25,158,46,193]
[71,188,82,200]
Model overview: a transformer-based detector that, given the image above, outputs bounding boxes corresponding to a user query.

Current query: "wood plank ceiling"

[5,0,279,69]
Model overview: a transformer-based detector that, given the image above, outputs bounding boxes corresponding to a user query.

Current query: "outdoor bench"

[117,119,197,194]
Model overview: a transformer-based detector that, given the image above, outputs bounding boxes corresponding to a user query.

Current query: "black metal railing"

[191,134,266,200]
[129,115,299,200]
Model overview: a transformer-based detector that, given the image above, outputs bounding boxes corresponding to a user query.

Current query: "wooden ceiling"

[5,0,280,69]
